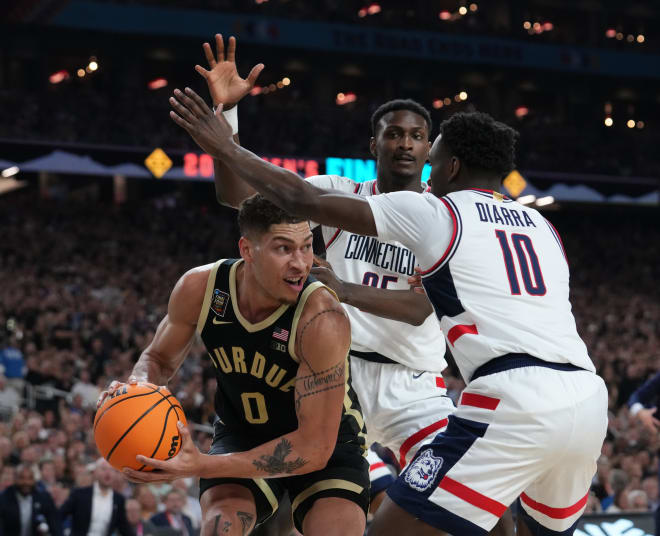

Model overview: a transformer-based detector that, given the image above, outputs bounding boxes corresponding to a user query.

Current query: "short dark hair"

[439,112,519,178]
[371,99,432,136]
[238,194,306,238]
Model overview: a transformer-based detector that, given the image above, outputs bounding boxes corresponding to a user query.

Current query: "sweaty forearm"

[213,134,256,208]
[200,429,331,479]
[217,141,317,218]
[340,283,434,326]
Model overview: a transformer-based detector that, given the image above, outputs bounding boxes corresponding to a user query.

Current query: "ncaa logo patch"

[404,449,443,492]
[211,289,230,318]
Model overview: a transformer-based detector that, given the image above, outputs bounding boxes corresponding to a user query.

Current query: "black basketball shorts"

[199,420,370,532]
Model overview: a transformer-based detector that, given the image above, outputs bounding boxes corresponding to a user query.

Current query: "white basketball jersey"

[306,175,447,373]
[367,188,594,382]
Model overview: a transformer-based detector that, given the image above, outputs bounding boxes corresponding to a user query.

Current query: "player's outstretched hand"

[195,34,264,108]
[169,87,232,158]
[311,263,348,302]
[636,407,660,434]
[96,375,138,409]
[122,422,202,483]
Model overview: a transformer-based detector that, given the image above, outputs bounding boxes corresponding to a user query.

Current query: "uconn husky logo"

[404,450,443,492]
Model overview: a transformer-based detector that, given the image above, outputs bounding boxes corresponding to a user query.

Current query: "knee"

[201,508,256,536]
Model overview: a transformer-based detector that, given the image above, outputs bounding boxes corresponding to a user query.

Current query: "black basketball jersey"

[197,259,366,450]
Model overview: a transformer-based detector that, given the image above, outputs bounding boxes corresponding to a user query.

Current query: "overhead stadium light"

[517,195,536,205]
[2,166,19,178]
[536,196,555,206]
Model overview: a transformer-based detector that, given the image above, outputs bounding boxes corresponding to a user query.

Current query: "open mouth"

[284,277,304,292]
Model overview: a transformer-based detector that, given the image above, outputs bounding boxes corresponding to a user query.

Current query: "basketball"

[94,382,187,472]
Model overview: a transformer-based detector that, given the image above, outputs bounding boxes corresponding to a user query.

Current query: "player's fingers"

[169,96,197,124]
[413,287,426,295]
[127,375,138,385]
[313,255,332,269]
[96,392,108,408]
[215,33,225,62]
[177,422,193,445]
[202,42,216,68]
[169,111,194,132]
[177,88,206,118]
[135,455,166,470]
[246,63,265,87]
[184,87,213,116]
[414,266,423,274]
[227,36,236,63]
[194,64,210,79]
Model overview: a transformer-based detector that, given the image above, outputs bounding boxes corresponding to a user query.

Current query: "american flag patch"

[272,327,289,342]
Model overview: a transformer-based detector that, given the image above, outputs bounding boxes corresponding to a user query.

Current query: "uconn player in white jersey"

[168,91,608,536]
[190,35,458,515]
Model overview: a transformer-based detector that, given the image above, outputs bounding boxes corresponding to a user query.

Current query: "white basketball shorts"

[387,356,608,535]
[350,355,456,468]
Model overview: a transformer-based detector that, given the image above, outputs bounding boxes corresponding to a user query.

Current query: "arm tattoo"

[236,511,254,535]
[296,308,346,373]
[294,307,347,410]
[252,438,307,475]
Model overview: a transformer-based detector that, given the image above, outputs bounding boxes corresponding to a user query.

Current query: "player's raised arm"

[169,88,378,236]
[194,34,264,207]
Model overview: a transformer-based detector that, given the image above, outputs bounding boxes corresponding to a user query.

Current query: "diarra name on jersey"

[209,345,297,392]
[475,202,536,228]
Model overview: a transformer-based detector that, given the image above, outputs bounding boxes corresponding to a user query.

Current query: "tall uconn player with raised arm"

[191,34,455,510]
[168,90,609,536]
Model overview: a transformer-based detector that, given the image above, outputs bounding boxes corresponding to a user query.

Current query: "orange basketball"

[94,382,187,471]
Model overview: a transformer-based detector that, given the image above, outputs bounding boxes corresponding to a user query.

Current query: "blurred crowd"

[0,192,658,534]
[2,83,659,179]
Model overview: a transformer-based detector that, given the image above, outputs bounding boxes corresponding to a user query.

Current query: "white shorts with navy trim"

[350,357,456,468]
[387,363,608,535]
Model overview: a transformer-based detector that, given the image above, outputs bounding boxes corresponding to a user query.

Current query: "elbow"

[309,444,334,472]
[215,191,240,209]
[299,438,334,473]
[273,183,317,219]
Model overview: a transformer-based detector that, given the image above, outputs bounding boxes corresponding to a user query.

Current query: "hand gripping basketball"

[94,382,187,472]
[121,421,204,484]
[96,375,139,409]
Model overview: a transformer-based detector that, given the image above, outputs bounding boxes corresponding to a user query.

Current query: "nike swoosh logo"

[412,372,425,379]
[212,318,232,325]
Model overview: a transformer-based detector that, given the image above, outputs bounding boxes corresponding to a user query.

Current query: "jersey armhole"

[196,259,225,334]
[420,197,462,277]
[287,282,335,363]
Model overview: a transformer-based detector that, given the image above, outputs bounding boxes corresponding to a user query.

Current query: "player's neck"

[452,175,501,194]
[376,173,424,194]
[235,263,283,323]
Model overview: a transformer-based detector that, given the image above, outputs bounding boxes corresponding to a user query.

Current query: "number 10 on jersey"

[495,230,546,296]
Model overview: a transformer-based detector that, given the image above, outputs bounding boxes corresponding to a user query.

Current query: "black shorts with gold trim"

[199,421,370,532]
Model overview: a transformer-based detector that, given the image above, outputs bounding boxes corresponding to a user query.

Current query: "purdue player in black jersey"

[100,195,369,536]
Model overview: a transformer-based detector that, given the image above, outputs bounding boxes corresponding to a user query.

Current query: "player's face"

[429,136,456,197]
[247,222,314,305]
[371,110,430,182]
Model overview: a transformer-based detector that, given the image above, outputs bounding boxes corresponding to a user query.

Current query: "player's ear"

[369,137,377,158]
[448,156,461,182]
[238,236,254,263]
